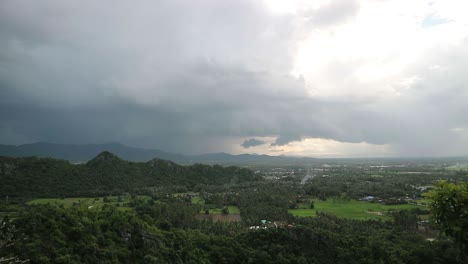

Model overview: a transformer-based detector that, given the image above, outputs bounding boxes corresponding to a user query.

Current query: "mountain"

[0,142,184,162]
[0,142,316,165]
[0,152,261,197]
[191,152,316,165]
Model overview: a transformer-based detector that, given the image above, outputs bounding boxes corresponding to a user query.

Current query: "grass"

[289,198,426,220]
[191,196,205,205]
[26,196,147,211]
[28,195,241,215]
[27,196,424,220]
[190,196,240,215]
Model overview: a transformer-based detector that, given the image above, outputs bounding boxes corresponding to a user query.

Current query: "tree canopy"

[426,180,468,248]
[0,152,262,197]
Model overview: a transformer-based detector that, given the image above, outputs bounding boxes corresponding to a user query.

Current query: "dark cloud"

[241,138,266,148]
[0,0,467,157]
[271,135,302,146]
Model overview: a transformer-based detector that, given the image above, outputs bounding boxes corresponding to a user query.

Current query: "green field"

[27,196,424,220]
[26,196,147,211]
[190,196,240,215]
[191,196,205,205]
[289,199,426,220]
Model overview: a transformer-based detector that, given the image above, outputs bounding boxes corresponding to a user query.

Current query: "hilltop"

[0,142,317,165]
[0,152,261,197]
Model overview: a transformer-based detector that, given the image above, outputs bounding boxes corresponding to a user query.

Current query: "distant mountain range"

[0,142,316,165]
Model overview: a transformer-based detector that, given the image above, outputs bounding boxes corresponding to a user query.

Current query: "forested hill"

[0,142,317,165]
[0,151,261,197]
[0,142,184,162]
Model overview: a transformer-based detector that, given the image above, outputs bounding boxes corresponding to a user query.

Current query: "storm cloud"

[241,138,266,148]
[1,0,468,157]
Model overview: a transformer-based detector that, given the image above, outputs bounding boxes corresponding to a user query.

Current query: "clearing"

[289,198,426,220]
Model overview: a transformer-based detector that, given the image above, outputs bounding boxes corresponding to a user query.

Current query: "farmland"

[289,198,427,220]
[26,195,149,211]
[2,153,467,263]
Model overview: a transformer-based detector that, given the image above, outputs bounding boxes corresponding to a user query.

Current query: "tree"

[425,181,468,247]
[309,201,315,209]
[392,209,418,230]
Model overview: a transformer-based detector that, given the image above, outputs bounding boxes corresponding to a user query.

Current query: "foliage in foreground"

[1,203,465,264]
[425,180,468,251]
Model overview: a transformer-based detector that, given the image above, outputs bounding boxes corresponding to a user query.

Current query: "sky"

[1,0,468,158]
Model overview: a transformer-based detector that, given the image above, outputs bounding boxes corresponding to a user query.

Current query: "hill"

[0,142,183,162]
[0,152,261,197]
[0,142,316,165]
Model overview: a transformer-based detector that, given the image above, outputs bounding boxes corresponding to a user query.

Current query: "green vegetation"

[425,180,468,252]
[447,165,468,171]
[1,201,464,263]
[0,152,262,197]
[190,195,240,215]
[290,199,425,220]
[26,196,149,211]
[206,206,240,215]
[191,196,204,205]
[2,154,468,263]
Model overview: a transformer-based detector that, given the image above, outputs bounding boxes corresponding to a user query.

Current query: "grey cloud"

[0,0,468,157]
[305,0,360,27]
[241,138,266,148]
[386,41,468,156]
[271,135,302,146]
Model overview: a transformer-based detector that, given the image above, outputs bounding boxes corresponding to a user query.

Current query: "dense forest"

[0,152,260,197]
[1,197,466,263]
[1,154,467,263]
